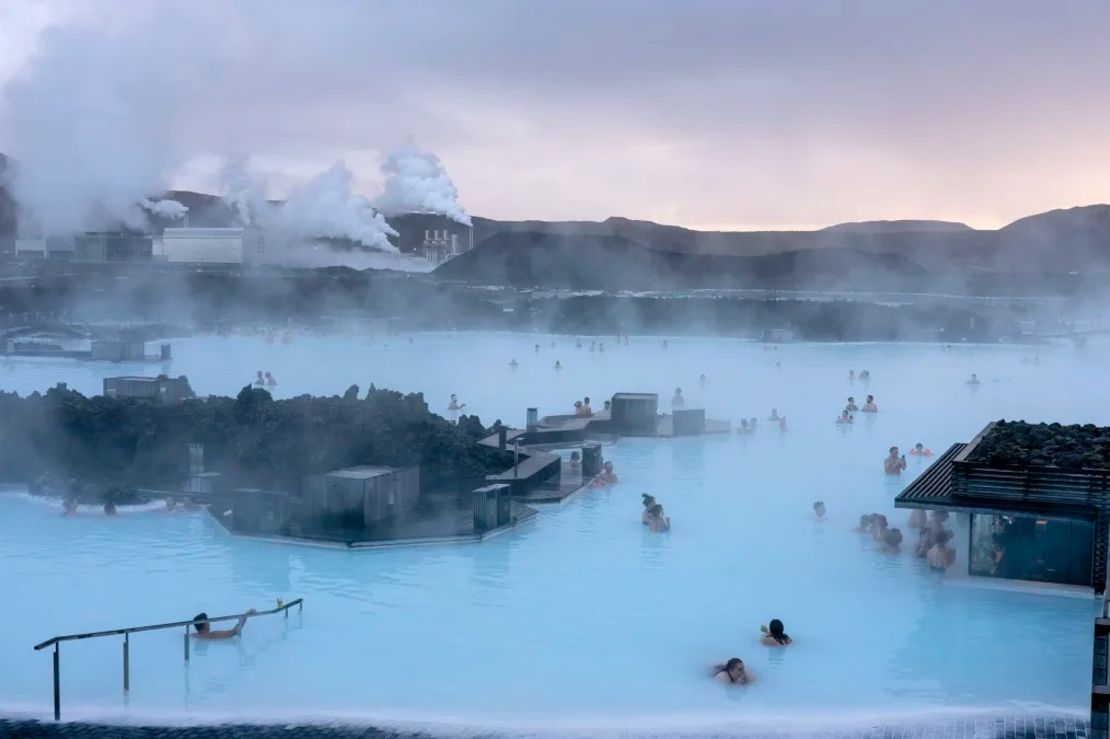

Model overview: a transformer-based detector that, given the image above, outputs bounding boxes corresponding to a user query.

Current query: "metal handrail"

[33,598,302,721]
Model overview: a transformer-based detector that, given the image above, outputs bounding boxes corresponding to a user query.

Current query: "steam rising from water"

[140,198,188,220]
[377,144,471,226]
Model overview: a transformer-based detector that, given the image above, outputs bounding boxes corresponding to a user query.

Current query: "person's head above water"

[642,493,655,508]
[885,528,904,547]
[813,501,826,517]
[722,657,745,679]
[889,446,899,456]
[859,514,870,529]
[674,387,682,395]
[603,460,613,472]
[192,612,211,634]
[767,618,790,644]
[915,443,924,451]
[867,395,874,402]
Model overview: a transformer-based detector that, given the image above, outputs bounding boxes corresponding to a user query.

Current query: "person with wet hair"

[646,503,670,532]
[871,514,890,543]
[862,394,878,413]
[855,514,874,533]
[927,530,957,571]
[813,501,826,519]
[713,657,753,684]
[569,450,581,471]
[884,447,907,474]
[191,608,258,640]
[882,528,904,554]
[672,387,685,408]
[641,494,656,524]
[760,619,793,646]
[845,396,858,412]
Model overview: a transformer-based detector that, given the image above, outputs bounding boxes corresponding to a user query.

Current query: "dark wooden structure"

[896,422,1109,591]
[610,393,659,435]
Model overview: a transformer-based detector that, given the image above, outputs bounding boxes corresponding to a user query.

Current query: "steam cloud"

[281,162,398,252]
[377,144,471,226]
[0,7,448,252]
[140,198,189,220]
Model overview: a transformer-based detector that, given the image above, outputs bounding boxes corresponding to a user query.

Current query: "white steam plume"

[281,162,398,252]
[140,198,189,220]
[219,154,266,227]
[376,144,471,226]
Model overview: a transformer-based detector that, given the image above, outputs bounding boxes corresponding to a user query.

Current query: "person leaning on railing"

[191,608,258,640]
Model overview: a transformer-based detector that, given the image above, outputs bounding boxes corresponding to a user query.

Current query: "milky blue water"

[0,332,1104,733]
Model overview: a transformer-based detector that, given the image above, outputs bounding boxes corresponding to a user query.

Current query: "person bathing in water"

[862,395,878,412]
[968,373,981,385]
[768,408,780,421]
[646,503,670,532]
[264,371,277,387]
[760,619,792,646]
[813,501,826,519]
[254,371,265,386]
[837,410,853,424]
[448,394,465,411]
[672,387,685,408]
[884,446,907,474]
[641,494,656,524]
[713,658,754,685]
[591,461,618,487]
[910,443,932,456]
[191,608,258,640]
[845,396,858,412]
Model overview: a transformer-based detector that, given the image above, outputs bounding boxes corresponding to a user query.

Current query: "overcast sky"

[2,0,1109,230]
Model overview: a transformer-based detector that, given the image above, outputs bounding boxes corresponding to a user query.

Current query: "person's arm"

[196,609,258,640]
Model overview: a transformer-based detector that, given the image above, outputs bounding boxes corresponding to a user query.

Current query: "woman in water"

[881,528,904,554]
[910,443,932,456]
[254,371,265,386]
[927,530,956,571]
[855,514,873,533]
[641,494,656,524]
[713,658,753,685]
[760,619,792,646]
[264,371,277,387]
[836,410,853,424]
[646,503,670,532]
[871,514,889,543]
[845,396,858,412]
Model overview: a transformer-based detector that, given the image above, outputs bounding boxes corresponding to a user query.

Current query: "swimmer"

[254,370,265,386]
[641,493,656,524]
[845,396,858,412]
[103,501,117,516]
[63,497,78,516]
[535,344,540,353]
[698,373,707,386]
[448,394,465,411]
[672,387,685,408]
[738,418,751,434]
[760,619,792,646]
[862,395,878,413]
[646,503,670,532]
[569,450,582,470]
[927,530,956,571]
[768,408,780,421]
[967,373,980,385]
[871,514,889,543]
[778,416,787,431]
[582,397,593,416]
[599,343,605,353]
[749,417,758,429]
[855,514,874,533]
[884,446,907,474]
[910,443,932,456]
[264,371,277,387]
[509,358,519,368]
[590,341,596,352]
[860,369,871,380]
[882,528,904,554]
[848,369,855,381]
[591,460,618,487]
[190,608,258,640]
[603,399,612,412]
[836,410,853,424]
[554,361,563,370]
[662,340,668,349]
[813,501,826,519]
[574,400,584,416]
[712,658,753,685]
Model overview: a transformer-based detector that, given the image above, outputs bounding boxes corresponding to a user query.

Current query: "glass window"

[969,513,1093,587]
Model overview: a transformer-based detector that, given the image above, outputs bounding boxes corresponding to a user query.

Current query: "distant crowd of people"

[253,371,278,388]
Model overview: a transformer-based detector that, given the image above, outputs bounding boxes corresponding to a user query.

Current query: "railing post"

[123,633,130,693]
[184,627,190,662]
[52,643,60,721]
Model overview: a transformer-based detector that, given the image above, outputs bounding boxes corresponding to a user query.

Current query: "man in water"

[813,501,826,519]
[448,394,465,411]
[591,460,618,487]
[768,408,780,421]
[264,371,277,387]
[845,396,858,412]
[672,387,685,408]
[191,608,258,640]
[968,373,981,385]
[862,395,878,412]
[254,371,264,386]
[884,447,907,474]
[582,397,593,416]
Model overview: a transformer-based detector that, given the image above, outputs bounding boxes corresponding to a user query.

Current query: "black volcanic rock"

[433,230,926,290]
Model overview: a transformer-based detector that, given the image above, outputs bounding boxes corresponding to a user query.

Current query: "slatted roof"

[895,443,966,509]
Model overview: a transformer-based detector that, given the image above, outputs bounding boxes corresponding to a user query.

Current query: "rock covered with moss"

[968,420,1110,470]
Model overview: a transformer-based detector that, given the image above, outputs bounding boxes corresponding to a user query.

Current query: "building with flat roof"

[74,232,152,262]
[103,375,194,403]
[162,227,266,265]
[896,421,1106,591]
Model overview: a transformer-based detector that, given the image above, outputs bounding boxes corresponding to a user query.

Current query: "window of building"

[970,513,1093,587]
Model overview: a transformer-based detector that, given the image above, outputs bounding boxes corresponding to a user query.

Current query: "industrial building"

[74,232,153,262]
[14,236,75,261]
[103,375,195,403]
[386,213,474,264]
[162,227,266,265]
